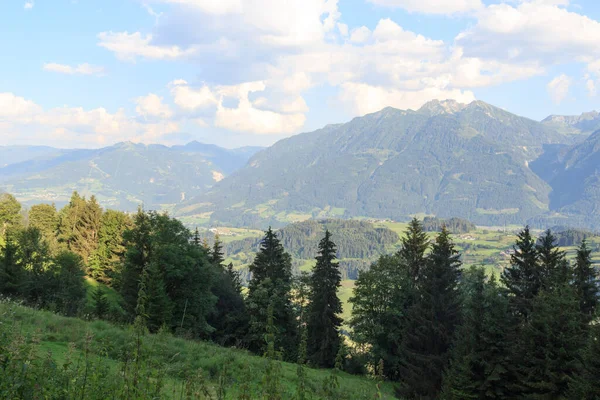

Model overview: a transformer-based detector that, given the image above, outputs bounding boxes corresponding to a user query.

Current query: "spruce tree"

[519,285,586,398]
[142,261,172,333]
[0,193,23,236]
[569,323,600,398]
[399,217,429,279]
[573,239,599,321]
[211,234,225,267]
[501,226,541,320]
[92,286,110,319]
[442,268,514,399]
[53,251,86,316]
[306,230,342,368]
[536,229,569,289]
[28,203,59,254]
[397,227,462,399]
[246,228,297,360]
[0,230,22,296]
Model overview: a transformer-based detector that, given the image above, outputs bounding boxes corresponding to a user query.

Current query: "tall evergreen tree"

[246,228,297,360]
[569,323,600,398]
[306,230,342,368]
[397,227,462,399]
[0,230,21,296]
[399,218,430,279]
[573,239,599,321]
[442,268,514,399]
[92,210,131,285]
[501,226,541,320]
[18,227,52,305]
[210,234,225,267]
[52,251,86,317]
[92,286,110,319]
[518,286,586,398]
[141,261,172,333]
[536,229,569,289]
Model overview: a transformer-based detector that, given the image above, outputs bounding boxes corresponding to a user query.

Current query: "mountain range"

[0,142,262,211]
[3,100,600,230]
[175,100,599,229]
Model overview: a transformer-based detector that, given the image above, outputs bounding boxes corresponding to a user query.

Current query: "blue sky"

[1,0,599,148]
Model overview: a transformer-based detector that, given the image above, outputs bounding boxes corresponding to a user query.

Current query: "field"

[0,300,395,399]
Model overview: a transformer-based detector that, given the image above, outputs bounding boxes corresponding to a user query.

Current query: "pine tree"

[92,286,110,319]
[569,323,600,398]
[399,218,429,279]
[0,230,22,296]
[142,261,172,333]
[53,251,86,316]
[211,234,225,267]
[573,239,599,321]
[397,227,462,399]
[501,226,541,320]
[536,229,569,289]
[93,210,131,285]
[306,230,342,368]
[519,285,586,398]
[246,228,297,360]
[28,203,59,254]
[442,268,514,400]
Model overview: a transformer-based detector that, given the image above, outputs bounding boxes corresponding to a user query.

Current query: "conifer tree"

[53,251,86,316]
[442,268,514,399]
[92,286,110,319]
[399,218,429,279]
[211,234,225,267]
[397,227,462,399]
[569,323,600,398]
[306,230,342,368]
[0,230,21,296]
[142,261,172,333]
[501,226,541,320]
[28,203,59,253]
[93,210,131,285]
[573,239,599,321]
[536,229,569,289]
[518,286,586,398]
[246,228,297,360]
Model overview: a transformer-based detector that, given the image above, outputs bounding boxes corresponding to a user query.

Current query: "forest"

[1,191,600,399]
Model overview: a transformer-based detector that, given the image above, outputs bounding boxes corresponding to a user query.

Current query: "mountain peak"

[418,99,468,116]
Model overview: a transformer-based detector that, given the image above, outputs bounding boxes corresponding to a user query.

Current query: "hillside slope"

[177,100,570,228]
[0,142,262,211]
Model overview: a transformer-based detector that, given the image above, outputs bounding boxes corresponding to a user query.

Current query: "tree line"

[350,219,600,399]
[2,191,599,399]
[0,192,345,368]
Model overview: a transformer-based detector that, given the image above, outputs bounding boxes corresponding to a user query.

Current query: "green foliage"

[422,216,476,234]
[28,203,59,253]
[58,192,102,265]
[246,228,297,360]
[397,227,462,399]
[92,209,131,285]
[573,239,599,321]
[306,230,342,368]
[92,285,110,319]
[441,268,514,399]
[0,192,22,236]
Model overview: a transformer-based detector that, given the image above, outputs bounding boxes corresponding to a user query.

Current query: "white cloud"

[367,0,482,15]
[135,93,173,119]
[338,82,475,115]
[586,79,596,97]
[97,31,198,62]
[457,2,600,65]
[0,92,179,147]
[337,23,348,37]
[169,80,218,111]
[349,26,371,43]
[547,74,571,104]
[24,1,34,10]
[43,63,105,76]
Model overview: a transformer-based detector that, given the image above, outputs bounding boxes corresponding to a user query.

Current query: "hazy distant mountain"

[0,146,64,167]
[530,128,600,229]
[542,111,600,136]
[176,100,574,228]
[0,142,262,210]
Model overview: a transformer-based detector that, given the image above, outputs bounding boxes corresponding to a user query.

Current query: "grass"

[0,300,396,399]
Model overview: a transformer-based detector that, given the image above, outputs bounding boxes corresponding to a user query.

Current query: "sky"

[1,0,599,149]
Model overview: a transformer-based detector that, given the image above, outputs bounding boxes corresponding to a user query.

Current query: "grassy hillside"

[0,300,395,399]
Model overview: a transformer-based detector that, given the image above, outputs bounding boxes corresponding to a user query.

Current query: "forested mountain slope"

[0,142,262,211]
[177,100,573,228]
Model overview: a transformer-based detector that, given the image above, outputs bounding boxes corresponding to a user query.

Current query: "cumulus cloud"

[43,63,105,76]
[547,74,571,104]
[367,0,482,14]
[338,82,475,115]
[135,93,173,119]
[0,92,179,147]
[24,1,34,10]
[97,31,198,62]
